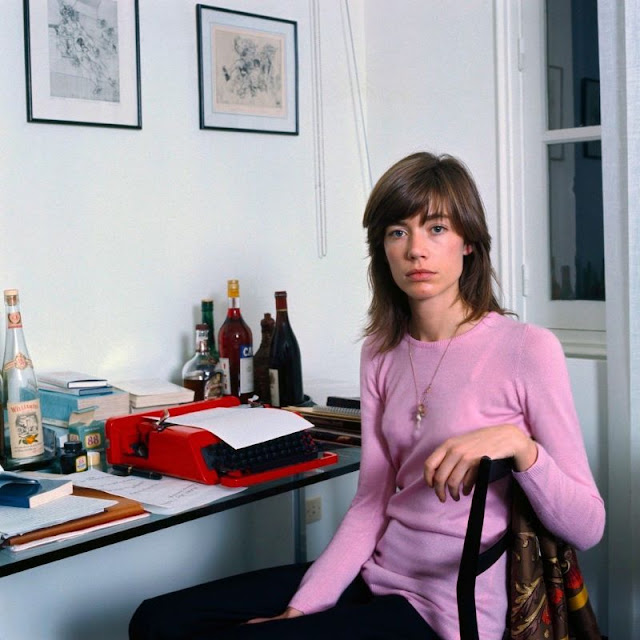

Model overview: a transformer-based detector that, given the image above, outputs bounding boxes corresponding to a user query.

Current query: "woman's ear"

[463,244,473,255]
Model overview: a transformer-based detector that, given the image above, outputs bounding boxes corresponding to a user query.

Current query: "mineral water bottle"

[1,289,53,470]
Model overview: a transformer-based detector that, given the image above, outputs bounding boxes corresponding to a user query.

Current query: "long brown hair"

[362,152,507,351]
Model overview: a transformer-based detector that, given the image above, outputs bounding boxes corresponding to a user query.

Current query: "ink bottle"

[60,440,88,474]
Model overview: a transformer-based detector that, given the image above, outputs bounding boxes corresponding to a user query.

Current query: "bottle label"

[269,368,280,407]
[7,398,45,459]
[239,348,254,395]
[6,311,22,329]
[3,351,33,373]
[219,347,254,396]
[204,371,224,400]
[75,454,88,472]
[220,357,231,395]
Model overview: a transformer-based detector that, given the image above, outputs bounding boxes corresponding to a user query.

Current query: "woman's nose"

[406,234,428,260]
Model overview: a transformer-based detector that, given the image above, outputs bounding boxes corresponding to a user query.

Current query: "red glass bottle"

[217,280,254,402]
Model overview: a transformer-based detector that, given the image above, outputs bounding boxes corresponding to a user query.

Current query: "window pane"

[546,0,600,130]
[548,143,604,301]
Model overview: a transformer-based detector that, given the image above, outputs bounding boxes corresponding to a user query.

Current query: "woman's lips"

[406,269,435,281]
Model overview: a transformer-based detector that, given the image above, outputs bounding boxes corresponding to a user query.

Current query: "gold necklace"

[407,329,458,430]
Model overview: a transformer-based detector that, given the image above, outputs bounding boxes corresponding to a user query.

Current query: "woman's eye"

[431,225,446,234]
[387,228,405,238]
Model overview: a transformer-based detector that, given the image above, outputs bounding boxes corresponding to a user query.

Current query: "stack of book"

[113,378,195,413]
[0,471,147,552]
[286,396,362,446]
[38,371,130,428]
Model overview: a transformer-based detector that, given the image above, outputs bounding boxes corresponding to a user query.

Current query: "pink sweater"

[289,313,605,639]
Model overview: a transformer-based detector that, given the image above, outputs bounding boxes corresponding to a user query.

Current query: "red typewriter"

[105,396,338,487]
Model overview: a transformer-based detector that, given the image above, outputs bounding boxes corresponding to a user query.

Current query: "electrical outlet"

[305,495,322,524]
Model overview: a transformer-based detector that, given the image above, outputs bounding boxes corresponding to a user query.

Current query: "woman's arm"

[424,325,604,550]
[286,340,397,615]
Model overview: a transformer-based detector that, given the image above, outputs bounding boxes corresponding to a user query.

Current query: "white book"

[113,378,194,408]
[38,371,109,389]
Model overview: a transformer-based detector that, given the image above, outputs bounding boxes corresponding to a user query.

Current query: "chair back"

[456,456,513,640]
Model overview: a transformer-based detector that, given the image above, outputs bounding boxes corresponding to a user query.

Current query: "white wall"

[0,0,368,401]
[364,0,500,263]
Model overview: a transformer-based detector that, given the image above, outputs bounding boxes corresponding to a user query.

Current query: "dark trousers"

[129,562,439,640]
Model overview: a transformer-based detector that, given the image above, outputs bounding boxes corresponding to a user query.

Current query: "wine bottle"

[217,280,254,402]
[253,312,275,404]
[182,323,224,401]
[1,289,53,470]
[268,291,304,407]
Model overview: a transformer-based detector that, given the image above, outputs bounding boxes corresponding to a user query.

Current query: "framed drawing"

[196,5,298,135]
[23,0,142,129]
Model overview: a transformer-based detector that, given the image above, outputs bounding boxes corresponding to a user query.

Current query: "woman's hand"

[423,424,538,502]
[246,607,304,625]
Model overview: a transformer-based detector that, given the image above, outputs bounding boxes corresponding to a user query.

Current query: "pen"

[111,464,163,480]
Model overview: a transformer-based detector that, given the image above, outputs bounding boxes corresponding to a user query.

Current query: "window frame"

[495,0,605,359]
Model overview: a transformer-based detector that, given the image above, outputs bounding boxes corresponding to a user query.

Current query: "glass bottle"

[1,289,53,470]
[268,291,304,407]
[253,312,275,404]
[182,324,224,401]
[200,298,219,359]
[218,280,254,402]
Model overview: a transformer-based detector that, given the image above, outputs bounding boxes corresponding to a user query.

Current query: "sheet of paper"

[69,469,246,515]
[167,406,313,449]
[0,495,116,538]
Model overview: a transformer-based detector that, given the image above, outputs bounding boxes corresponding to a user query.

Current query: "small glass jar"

[60,440,88,474]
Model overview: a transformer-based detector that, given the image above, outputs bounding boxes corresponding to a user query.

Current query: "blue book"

[0,473,73,508]
[39,388,130,426]
[39,382,113,396]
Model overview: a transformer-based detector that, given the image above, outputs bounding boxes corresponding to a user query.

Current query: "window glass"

[546,0,600,130]
[548,143,604,301]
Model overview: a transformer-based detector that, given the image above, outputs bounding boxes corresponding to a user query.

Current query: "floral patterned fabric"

[509,483,603,640]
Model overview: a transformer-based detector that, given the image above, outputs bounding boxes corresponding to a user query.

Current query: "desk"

[0,445,361,579]
[0,446,360,639]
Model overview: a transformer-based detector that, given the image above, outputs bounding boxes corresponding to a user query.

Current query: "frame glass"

[196,4,298,135]
[23,0,142,129]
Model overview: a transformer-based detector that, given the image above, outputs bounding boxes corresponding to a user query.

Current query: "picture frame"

[23,0,142,129]
[196,4,298,135]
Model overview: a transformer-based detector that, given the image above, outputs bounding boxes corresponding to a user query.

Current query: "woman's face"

[383,212,471,308]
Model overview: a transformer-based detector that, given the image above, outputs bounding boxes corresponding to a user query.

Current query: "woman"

[130,152,605,640]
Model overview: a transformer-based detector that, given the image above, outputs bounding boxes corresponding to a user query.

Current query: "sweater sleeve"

[514,325,605,550]
[288,339,397,614]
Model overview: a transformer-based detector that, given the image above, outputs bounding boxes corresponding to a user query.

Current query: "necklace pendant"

[415,403,426,428]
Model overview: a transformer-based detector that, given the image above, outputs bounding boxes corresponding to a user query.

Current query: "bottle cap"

[4,289,19,304]
[274,291,288,311]
[195,323,208,331]
[63,440,83,453]
[227,280,239,297]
